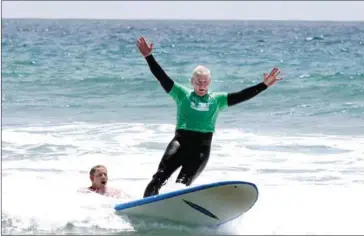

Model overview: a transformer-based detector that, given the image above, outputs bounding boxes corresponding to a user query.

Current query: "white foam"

[235,184,364,235]
[2,174,133,234]
[2,122,364,234]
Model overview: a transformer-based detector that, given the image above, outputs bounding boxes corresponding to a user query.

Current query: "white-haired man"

[136,36,282,198]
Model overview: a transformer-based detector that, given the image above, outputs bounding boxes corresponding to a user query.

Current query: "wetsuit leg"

[143,136,183,198]
[176,142,211,186]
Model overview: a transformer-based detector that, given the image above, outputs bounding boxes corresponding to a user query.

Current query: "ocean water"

[2,19,364,235]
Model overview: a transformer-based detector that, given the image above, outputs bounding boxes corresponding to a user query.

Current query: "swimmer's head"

[191,65,211,96]
[89,165,108,189]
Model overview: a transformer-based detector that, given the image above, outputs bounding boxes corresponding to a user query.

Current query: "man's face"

[192,74,211,96]
[90,167,108,188]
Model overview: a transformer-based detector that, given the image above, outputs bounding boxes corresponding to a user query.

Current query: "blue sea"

[2,19,364,235]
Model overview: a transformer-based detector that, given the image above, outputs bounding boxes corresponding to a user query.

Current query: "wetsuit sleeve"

[145,54,174,93]
[227,82,268,106]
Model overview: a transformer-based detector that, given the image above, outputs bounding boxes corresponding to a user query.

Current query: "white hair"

[191,65,211,80]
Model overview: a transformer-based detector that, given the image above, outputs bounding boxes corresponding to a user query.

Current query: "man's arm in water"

[227,82,268,107]
[145,54,174,93]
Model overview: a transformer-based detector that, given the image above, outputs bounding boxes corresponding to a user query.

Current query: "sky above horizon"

[2,1,364,21]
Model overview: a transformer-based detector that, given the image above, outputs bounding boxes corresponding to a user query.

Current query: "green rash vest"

[168,82,228,133]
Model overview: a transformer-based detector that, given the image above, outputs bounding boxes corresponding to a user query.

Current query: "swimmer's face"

[90,167,108,188]
[192,74,211,96]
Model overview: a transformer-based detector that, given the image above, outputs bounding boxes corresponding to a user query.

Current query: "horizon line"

[3,17,364,23]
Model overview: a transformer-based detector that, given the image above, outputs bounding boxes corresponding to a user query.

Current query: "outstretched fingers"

[273,68,283,81]
[269,67,282,79]
[137,37,153,49]
[263,67,284,86]
[275,70,281,77]
[141,37,147,45]
[136,38,143,48]
[142,37,153,49]
[268,68,275,77]
[269,68,279,77]
[136,36,154,57]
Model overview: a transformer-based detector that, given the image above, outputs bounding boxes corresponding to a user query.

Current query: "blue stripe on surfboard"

[114,180,258,211]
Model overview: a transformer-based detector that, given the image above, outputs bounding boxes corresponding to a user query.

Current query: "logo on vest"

[191,102,209,111]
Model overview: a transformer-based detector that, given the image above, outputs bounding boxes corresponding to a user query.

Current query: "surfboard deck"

[114,180,259,226]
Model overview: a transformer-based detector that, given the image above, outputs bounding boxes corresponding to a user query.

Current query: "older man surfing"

[137,36,282,198]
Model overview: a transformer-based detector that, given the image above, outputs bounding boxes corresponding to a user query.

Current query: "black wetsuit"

[143,54,268,198]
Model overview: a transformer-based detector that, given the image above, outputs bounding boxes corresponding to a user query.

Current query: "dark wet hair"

[89,165,106,176]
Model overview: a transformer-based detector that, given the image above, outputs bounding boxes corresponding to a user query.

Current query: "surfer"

[136,36,283,198]
[79,165,126,198]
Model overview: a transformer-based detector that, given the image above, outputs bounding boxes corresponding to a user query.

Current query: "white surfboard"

[114,180,259,226]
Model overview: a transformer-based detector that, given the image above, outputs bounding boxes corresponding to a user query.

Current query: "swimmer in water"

[79,165,127,198]
[136,36,283,198]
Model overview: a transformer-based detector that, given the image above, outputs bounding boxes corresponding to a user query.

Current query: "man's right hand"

[137,37,154,57]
